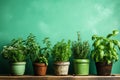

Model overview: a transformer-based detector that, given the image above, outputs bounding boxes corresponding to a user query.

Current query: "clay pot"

[34,63,47,76]
[11,62,26,76]
[96,62,112,76]
[54,62,70,76]
[74,59,89,75]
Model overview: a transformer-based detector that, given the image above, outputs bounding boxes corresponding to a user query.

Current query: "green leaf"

[113,30,119,35]
[92,35,97,40]
[107,34,113,38]
[99,50,104,59]
[117,41,120,49]
[107,60,112,64]
[113,40,120,50]
[109,42,114,49]
[99,45,104,49]
[94,39,101,47]
[112,50,117,56]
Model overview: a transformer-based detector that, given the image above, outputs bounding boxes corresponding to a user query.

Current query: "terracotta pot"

[54,62,70,76]
[96,62,112,76]
[34,63,47,76]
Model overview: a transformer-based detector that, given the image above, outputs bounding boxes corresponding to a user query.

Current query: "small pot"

[34,63,47,76]
[74,59,89,75]
[96,62,112,76]
[54,62,70,76]
[11,62,26,76]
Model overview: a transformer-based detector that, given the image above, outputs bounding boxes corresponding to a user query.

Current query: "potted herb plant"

[33,37,51,76]
[72,32,90,75]
[91,30,120,76]
[26,34,51,76]
[52,39,71,75]
[1,38,27,75]
[33,55,48,76]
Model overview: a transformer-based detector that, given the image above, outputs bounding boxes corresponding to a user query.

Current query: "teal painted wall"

[0,0,120,75]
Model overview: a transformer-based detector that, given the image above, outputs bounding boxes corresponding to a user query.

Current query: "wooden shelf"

[0,75,120,80]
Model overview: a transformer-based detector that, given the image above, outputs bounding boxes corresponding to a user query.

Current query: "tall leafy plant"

[91,30,120,64]
[36,37,51,65]
[26,34,51,65]
[40,37,51,59]
[25,33,40,62]
[72,32,90,59]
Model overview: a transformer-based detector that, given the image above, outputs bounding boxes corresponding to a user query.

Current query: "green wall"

[0,0,120,75]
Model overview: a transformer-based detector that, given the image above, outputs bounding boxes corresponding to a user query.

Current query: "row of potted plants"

[0,30,120,76]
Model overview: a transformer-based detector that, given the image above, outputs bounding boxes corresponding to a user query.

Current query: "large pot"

[74,59,89,75]
[96,62,112,76]
[11,62,26,75]
[34,63,47,76]
[54,62,70,76]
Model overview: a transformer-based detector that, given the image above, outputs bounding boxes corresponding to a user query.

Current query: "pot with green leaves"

[52,39,71,76]
[26,34,51,76]
[34,37,51,76]
[33,56,48,76]
[1,38,27,75]
[72,32,90,75]
[91,30,120,76]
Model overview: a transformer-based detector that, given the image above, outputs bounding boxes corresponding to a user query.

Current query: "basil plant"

[91,30,120,64]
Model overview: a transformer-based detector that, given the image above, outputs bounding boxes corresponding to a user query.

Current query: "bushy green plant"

[35,37,51,65]
[52,39,71,62]
[40,37,51,59]
[26,34,51,65]
[1,38,27,62]
[72,32,90,59]
[35,55,48,65]
[25,33,40,62]
[91,30,120,64]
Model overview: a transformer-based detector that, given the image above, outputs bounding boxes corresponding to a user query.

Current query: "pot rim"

[74,59,89,63]
[34,63,47,66]
[11,62,26,65]
[54,62,70,65]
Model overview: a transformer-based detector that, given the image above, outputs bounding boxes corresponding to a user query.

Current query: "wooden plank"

[0,75,120,80]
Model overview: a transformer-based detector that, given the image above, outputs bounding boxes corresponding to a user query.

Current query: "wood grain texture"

[0,75,120,80]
